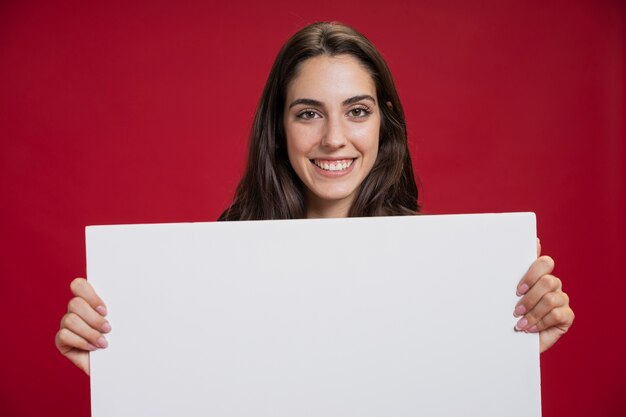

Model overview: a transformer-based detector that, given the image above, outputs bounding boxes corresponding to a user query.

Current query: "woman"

[55,22,574,375]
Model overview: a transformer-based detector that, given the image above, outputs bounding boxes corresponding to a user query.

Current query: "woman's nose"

[320,117,347,149]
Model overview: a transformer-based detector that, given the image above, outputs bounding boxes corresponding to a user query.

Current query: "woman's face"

[283,54,381,218]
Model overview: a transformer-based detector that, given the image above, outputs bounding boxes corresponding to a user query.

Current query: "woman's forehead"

[286,54,377,102]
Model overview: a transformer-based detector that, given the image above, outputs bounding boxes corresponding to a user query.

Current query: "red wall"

[1,1,624,416]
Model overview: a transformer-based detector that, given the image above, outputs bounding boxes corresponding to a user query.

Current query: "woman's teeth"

[313,159,354,171]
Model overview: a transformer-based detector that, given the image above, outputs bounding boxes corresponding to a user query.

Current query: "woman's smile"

[310,158,356,175]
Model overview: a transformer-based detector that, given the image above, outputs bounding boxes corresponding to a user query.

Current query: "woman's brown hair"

[219,22,419,220]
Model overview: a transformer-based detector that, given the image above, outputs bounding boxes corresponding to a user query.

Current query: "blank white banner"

[86,213,540,417]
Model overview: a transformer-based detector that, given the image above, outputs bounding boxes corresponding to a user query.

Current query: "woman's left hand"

[513,238,575,353]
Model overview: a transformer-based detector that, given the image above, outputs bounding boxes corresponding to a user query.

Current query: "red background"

[1,1,624,416]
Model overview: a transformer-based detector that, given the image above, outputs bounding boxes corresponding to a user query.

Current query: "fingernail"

[527,325,538,333]
[95,305,107,316]
[101,322,112,333]
[96,336,108,349]
[515,317,528,330]
[517,284,529,296]
[87,343,98,351]
[514,304,526,317]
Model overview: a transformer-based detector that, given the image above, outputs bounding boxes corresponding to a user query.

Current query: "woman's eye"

[297,110,319,120]
[349,107,371,118]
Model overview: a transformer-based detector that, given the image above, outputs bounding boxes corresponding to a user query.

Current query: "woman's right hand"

[55,277,111,375]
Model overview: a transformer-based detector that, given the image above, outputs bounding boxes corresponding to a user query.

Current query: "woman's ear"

[386,101,393,109]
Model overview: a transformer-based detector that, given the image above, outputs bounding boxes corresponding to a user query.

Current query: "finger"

[517,255,555,295]
[526,305,575,333]
[536,237,541,257]
[518,290,569,329]
[70,278,107,316]
[60,312,109,349]
[55,327,98,353]
[67,296,112,334]
[514,274,562,326]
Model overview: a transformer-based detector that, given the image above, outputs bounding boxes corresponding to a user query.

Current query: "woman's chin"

[307,187,358,207]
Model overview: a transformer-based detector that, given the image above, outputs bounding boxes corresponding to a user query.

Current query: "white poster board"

[86,213,541,417]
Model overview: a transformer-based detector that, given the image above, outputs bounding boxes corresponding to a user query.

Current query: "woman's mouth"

[311,158,355,172]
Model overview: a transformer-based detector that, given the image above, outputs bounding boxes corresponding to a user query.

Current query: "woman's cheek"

[288,124,320,156]
[352,125,379,157]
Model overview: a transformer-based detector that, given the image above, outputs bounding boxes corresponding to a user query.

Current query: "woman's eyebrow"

[288,95,376,109]
[288,98,323,109]
[343,95,376,106]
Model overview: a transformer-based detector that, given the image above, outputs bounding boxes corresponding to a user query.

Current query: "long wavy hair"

[219,22,419,220]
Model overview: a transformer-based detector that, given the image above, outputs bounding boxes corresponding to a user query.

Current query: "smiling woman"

[218,22,419,220]
[55,21,574,376]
